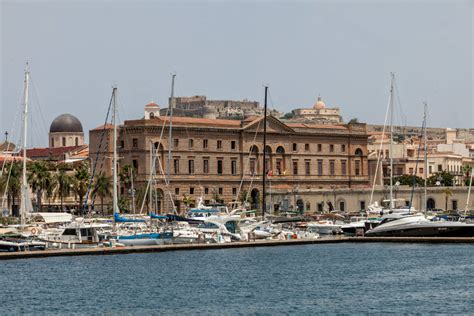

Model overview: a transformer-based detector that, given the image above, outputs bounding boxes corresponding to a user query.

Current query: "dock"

[1,237,473,260]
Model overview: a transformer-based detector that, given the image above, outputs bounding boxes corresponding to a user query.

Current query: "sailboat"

[106,87,172,246]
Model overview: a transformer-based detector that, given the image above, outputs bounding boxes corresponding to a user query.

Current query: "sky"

[1,0,473,147]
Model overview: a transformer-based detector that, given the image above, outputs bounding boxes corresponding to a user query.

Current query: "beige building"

[92,103,370,214]
[49,114,85,148]
[291,96,342,124]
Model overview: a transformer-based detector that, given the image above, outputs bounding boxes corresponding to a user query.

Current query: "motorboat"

[341,216,382,236]
[365,213,474,237]
[307,220,342,235]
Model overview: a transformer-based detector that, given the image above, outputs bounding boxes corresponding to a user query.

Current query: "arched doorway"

[426,198,435,211]
[251,189,260,210]
[296,199,304,214]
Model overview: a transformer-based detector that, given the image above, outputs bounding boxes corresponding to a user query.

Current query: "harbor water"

[1,243,473,314]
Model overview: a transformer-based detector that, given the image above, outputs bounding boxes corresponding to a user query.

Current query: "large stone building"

[49,113,85,148]
[93,103,370,214]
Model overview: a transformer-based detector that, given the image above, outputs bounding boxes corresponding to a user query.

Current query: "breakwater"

[1,236,473,260]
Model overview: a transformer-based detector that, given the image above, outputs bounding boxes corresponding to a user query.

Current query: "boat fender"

[31,228,38,235]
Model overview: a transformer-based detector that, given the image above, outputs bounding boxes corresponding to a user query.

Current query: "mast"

[423,102,428,213]
[465,167,473,215]
[167,74,176,212]
[112,87,119,215]
[20,61,30,226]
[262,85,268,218]
[389,73,394,211]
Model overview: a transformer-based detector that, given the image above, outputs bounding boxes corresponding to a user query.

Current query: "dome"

[313,96,326,109]
[49,113,83,133]
[145,101,159,108]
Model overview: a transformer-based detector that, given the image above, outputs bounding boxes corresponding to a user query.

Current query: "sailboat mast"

[389,73,394,211]
[262,85,268,218]
[167,74,176,213]
[423,102,428,213]
[20,62,30,226]
[112,87,119,214]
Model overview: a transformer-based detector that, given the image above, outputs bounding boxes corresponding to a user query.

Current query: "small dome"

[49,114,83,133]
[313,96,326,109]
[145,101,159,108]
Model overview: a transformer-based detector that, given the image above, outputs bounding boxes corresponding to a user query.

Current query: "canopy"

[29,212,73,224]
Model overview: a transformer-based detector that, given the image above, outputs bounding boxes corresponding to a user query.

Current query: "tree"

[461,164,472,186]
[427,170,454,187]
[443,187,452,211]
[92,172,111,214]
[0,162,21,215]
[27,160,52,212]
[182,194,192,211]
[54,163,72,211]
[393,174,423,186]
[72,162,91,213]
[281,112,294,120]
[348,118,359,124]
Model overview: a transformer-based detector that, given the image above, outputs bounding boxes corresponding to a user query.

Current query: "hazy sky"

[1,0,473,147]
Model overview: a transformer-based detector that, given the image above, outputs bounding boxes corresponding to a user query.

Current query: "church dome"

[313,96,326,109]
[49,113,83,133]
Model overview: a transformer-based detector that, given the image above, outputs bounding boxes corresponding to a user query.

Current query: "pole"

[20,62,29,226]
[389,73,394,211]
[262,85,268,218]
[167,74,176,212]
[423,102,428,213]
[112,87,119,215]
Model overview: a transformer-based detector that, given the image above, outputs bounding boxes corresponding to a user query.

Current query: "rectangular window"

[218,187,223,195]
[188,139,194,148]
[204,187,209,194]
[231,160,237,175]
[355,160,360,176]
[452,200,458,210]
[330,160,335,175]
[231,141,236,150]
[232,187,237,196]
[203,139,208,149]
[188,160,194,174]
[293,161,298,175]
[173,159,179,174]
[217,140,222,149]
[317,144,322,152]
[330,144,334,152]
[217,160,223,175]
[317,160,323,175]
[341,144,346,152]
[175,187,179,195]
[305,144,310,151]
[438,164,442,172]
[360,201,366,211]
[341,160,347,175]
[250,159,256,175]
[305,160,310,175]
[132,138,138,148]
[173,139,179,147]
[203,159,209,174]
[339,201,345,212]
[409,167,414,174]
[120,140,124,148]
[276,160,282,175]
[190,187,194,195]
[429,166,432,174]
[132,159,138,170]
[293,143,297,151]
[419,167,423,174]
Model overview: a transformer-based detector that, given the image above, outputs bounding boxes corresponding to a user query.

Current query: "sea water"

[1,243,473,314]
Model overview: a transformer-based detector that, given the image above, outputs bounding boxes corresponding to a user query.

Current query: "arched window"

[75,137,79,146]
[62,137,66,147]
[355,148,363,156]
[150,112,155,118]
[51,138,54,147]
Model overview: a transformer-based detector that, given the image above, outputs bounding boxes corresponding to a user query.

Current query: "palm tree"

[0,162,21,215]
[93,172,111,214]
[443,187,452,211]
[54,163,72,211]
[461,164,472,186]
[72,162,90,213]
[27,160,52,211]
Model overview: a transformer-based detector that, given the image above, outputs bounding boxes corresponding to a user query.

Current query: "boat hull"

[366,223,474,237]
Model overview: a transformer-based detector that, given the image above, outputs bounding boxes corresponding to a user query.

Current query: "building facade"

[110,110,369,214]
[291,96,342,124]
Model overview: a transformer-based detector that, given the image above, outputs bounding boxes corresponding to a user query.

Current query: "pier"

[1,237,473,260]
